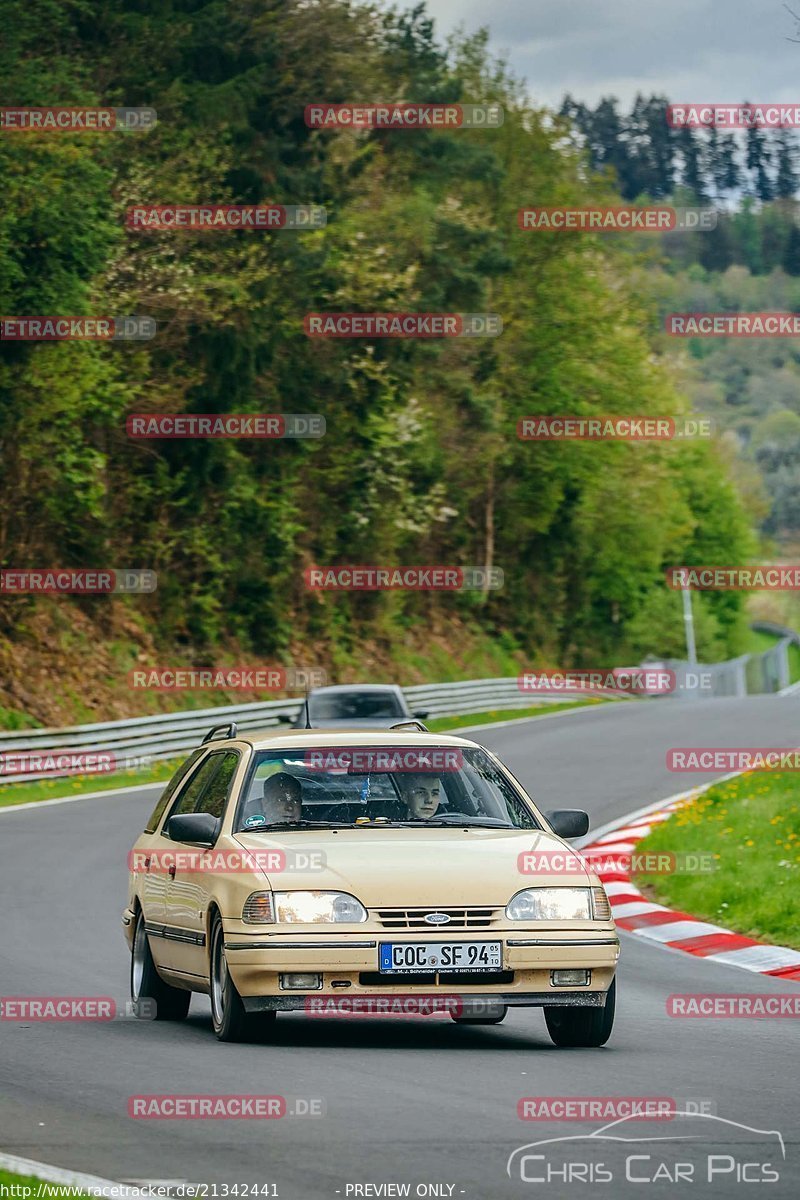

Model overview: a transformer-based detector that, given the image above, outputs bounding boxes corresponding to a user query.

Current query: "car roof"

[219,728,480,750]
[307,683,404,695]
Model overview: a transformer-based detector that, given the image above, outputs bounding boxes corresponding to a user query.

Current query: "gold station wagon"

[124,724,619,1043]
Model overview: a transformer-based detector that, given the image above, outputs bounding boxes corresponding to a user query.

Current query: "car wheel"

[544,978,615,1047]
[131,910,191,1021]
[209,913,255,1042]
[451,1006,507,1025]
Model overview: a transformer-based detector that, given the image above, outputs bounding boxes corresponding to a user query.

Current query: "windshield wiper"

[239,819,357,830]
[389,815,515,828]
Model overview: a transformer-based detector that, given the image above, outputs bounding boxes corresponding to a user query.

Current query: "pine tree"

[677,127,707,200]
[774,130,799,198]
[713,133,741,196]
[587,97,639,198]
[745,120,774,200]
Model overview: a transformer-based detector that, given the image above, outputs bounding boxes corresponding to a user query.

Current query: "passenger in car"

[400,774,442,820]
[261,772,303,824]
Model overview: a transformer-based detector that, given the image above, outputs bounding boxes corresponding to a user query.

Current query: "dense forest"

[0,1,755,724]
[560,94,800,543]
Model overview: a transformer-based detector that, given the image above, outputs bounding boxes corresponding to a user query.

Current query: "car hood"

[232,826,593,906]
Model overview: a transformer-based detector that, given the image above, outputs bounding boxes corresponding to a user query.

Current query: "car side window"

[167,753,224,822]
[143,748,205,833]
[199,751,240,819]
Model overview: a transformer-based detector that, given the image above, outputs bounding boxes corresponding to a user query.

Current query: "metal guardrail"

[0,679,575,784]
[4,626,796,785]
[662,625,797,699]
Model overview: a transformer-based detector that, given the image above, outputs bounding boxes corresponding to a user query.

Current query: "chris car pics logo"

[507,1111,785,1185]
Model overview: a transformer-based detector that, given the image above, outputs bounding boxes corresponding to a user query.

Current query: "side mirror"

[167,813,220,846]
[413,710,429,720]
[545,809,590,839]
[276,713,293,725]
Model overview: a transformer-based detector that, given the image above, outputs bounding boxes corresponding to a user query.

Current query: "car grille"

[374,907,502,930]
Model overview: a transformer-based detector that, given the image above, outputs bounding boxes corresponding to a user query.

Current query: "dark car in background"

[282,684,429,729]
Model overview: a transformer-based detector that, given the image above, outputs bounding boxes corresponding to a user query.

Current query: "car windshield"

[234,746,540,831]
[309,691,405,720]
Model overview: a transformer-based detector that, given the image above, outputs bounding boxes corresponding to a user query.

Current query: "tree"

[774,129,799,198]
[677,127,708,200]
[745,120,774,200]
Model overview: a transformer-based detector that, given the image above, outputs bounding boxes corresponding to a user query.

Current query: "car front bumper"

[223,929,619,1003]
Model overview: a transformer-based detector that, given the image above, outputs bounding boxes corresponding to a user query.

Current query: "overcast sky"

[417,0,800,110]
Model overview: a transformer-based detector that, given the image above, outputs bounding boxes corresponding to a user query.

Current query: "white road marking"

[703,944,800,971]
[608,900,668,918]
[603,881,643,897]
[635,919,726,943]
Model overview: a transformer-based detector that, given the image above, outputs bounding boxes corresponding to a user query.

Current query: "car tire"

[209,913,255,1042]
[131,910,191,1021]
[451,1006,507,1025]
[544,978,615,1047]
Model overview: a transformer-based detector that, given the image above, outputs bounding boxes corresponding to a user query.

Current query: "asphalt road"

[2,696,799,1199]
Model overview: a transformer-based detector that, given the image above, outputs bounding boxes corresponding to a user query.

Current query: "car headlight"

[272,891,368,923]
[506,887,593,921]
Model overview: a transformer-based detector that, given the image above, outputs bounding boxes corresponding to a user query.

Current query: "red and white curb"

[580,787,800,982]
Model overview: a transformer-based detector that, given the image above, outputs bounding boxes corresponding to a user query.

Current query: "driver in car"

[261,772,303,824]
[400,773,442,820]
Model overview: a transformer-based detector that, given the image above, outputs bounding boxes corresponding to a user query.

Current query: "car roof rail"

[388,719,429,732]
[202,722,238,744]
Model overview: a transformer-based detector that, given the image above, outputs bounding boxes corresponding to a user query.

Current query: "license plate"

[379,940,502,974]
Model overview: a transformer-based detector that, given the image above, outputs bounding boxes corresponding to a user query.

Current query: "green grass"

[787,642,800,684]
[0,699,608,809]
[0,706,43,731]
[0,1168,90,1197]
[0,758,181,809]
[739,626,800,683]
[632,770,800,949]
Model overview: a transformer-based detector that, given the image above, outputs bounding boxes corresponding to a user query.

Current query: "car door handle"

[168,864,177,879]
